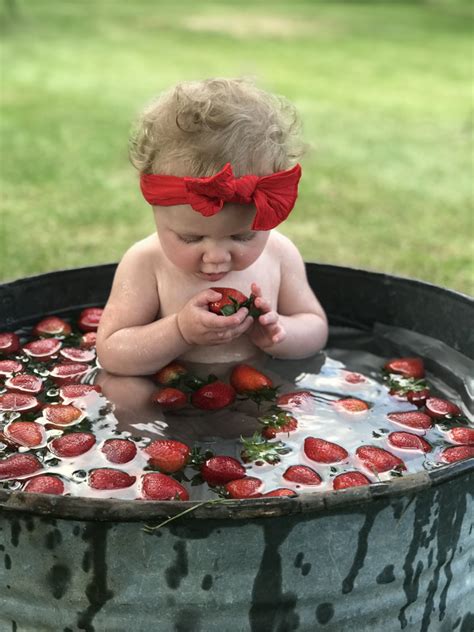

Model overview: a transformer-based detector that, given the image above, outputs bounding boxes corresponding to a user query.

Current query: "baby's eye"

[231,233,255,242]
[178,235,202,244]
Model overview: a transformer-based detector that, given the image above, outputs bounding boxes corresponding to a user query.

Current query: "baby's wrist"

[175,314,193,347]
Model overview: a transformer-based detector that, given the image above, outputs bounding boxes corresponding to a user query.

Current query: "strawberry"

[387,411,433,430]
[151,387,188,410]
[0,332,20,354]
[78,307,103,332]
[0,453,42,480]
[260,410,298,439]
[240,432,291,465]
[425,397,461,419]
[333,471,370,490]
[440,445,474,464]
[145,439,190,473]
[43,404,84,426]
[304,437,348,464]
[201,456,246,486]
[263,488,297,497]
[89,468,136,490]
[153,361,188,386]
[388,432,432,453]
[334,398,369,413]
[23,337,62,360]
[80,332,97,349]
[191,380,236,410]
[230,364,273,393]
[283,465,322,485]
[0,392,40,413]
[49,362,89,384]
[406,388,431,407]
[101,438,137,464]
[224,476,263,499]
[60,347,96,363]
[32,317,71,337]
[208,287,260,317]
[343,372,366,384]
[5,373,43,395]
[448,427,474,445]
[356,445,406,473]
[0,359,23,375]
[59,384,102,400]
[50,432,96,457]
[23,475,65,495]
[384,357,425,379]
[276,390,315,411]
[5,421,45,448]
[141,472,189,500]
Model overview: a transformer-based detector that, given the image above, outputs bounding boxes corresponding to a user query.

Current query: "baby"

[96,78,328,376]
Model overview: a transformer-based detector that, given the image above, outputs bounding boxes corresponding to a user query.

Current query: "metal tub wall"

[1,264,473,632]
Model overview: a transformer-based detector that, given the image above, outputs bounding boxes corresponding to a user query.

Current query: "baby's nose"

[202,244,231,264]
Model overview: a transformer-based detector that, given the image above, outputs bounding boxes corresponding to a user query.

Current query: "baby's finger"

[204,308,247,329]
[195,289,222,307]
[258,311,278,326]
[251,282,262,297]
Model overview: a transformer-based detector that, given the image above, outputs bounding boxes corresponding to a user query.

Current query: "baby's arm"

[249,236,328,359]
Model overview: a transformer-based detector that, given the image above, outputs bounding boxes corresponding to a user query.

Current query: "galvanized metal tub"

[1,263,473,632]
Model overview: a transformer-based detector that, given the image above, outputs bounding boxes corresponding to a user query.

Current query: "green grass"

[1,0,472,294]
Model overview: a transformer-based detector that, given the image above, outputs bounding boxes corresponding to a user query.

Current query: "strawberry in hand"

[208,287,261,318]
[248,282,286,349]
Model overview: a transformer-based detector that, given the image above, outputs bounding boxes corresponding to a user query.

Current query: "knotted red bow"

[140,162,302,230]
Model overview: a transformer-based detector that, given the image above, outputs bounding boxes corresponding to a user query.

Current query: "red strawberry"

[262,416,298,439]
[425,397,461,419]
[276,390,315,411]
[388,432,432,453]
[49,362,89,384]
[356,445,406,473]
[201,456,246,486]
[224,476,263,498]
[343,372,366,384]
[384,357,425,379]
[141,472,189,500]
[406,388,431,407]
[80,332,97,349]
[151,387,187,410]
[191,381,236,410]
[0,359,23,376]
[23,475,65,495]
[230,364,273,393]
[440,445,474,464]
[5,421,45,448]
[0,392,40,413]
[387,411,433,430]
[208,287,248,316]
[59,384,102,400]
[153,361,188,385]
[60,347,96,363]
[0,332,20,354]
[89,468,136,490]
[333,471,370,490]
[32,317,71,337]
[145,439,190,473]
[448,427,474,445]
[50,432,96,457]
[283,465,322,485]
[5,373,43,395]
[43,404,84,426]
[23,338,62,360]
[304,437,349,464]
[101,438,137,464]
[334,398,369,413]
[263,488,297,497]
[0,453,42,480]
[78,307,103,332]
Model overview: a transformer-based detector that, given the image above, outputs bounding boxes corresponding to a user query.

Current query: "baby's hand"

[177,289,253,346]
[248,282,287,349]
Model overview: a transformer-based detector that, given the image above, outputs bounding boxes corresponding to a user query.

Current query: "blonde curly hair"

[129,78,305,178]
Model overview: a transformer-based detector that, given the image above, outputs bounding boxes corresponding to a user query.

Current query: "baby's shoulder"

[267,230,301,260]
[117,234,160,274]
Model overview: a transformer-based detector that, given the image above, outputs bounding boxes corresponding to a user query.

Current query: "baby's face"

[153,203,270,282]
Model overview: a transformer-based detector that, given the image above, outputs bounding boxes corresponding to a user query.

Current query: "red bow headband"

[140,162,302,230]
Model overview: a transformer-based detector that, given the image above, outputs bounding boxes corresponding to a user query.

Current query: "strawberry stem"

[143,498,228,531]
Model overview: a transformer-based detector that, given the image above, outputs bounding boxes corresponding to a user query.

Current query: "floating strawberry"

[208,287,260,317]
[101,438,137,464]
[201,455,246,486]
[0,453,42,480]
[0,392,40,413]
[5,421,45,448]
[263,488,297,497]
[343,372,367,384]
[78,307,103,332]
[32,317,71,337]
[356,445,406,473]
[145,439,190,473]
[440,445,474,464]
[60,347,96,363]
[43,403,84,426]
[0,359,23,375]
[59,384,102,400]
[387,411,433,431]
[80,332,97,349]
[260,410,298,439]
[191,380,236,410]
[230,364,273,394]
[4,373,43,395]
[406,388,431,407]
[141,472,189,500]
[151,387,188,410]
[49,362,89,384]
[333,471,370,490]
[0,332,20,355]
[23,475,65,495]
[334,398,369,413]
[388,432,432,453]
[240,432,291,465]
[447,427,474,445]
[384,357,425,379]
[50,432,96,457]
[224,476,263,499]
[283,465,322,485]
[304,437,348,464]
[89,468,136,490]
[23,338,62,360]
[425,397,461,419]
[276,390,315,411]
[153,361,188,386]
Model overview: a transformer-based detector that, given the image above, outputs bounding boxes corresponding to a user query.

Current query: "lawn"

[1,0,472,294]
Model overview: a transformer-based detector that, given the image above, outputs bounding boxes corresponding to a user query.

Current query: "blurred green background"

[1,0,473,294]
